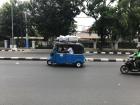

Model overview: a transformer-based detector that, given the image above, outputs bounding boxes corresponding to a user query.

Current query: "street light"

[11,0,14,48]
[24,11,29,48]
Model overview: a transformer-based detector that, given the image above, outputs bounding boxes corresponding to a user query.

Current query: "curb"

[0,49,25,52]
[0,57,47,61]
[0,49,134,55]
[85,51,133,55]
[0,57,126,62]
[86,58,126,62]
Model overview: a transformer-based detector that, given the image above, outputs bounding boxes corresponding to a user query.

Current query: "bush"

[36,44,53,49]
[118,42,137,49]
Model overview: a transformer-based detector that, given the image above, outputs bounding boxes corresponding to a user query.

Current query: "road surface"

[0,61,140,105]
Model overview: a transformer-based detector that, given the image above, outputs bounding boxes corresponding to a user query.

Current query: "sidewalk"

[0,48,131,62]
[0,48,136,55]
[0,57,126,62]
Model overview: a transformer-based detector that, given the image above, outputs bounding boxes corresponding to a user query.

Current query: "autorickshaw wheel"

[76,62,83,68]
[47,60,52,65]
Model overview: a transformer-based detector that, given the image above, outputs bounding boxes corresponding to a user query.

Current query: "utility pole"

[11,0,14,48]
[25,11,29,48]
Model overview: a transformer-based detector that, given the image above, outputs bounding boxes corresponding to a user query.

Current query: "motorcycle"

[120,55,140,74]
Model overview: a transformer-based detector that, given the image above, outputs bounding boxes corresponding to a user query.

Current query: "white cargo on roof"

[56,35,79,42]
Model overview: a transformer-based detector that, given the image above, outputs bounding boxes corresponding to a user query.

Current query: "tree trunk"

[93,40,97,50]
[114,41,119,50]
[111,42,114,50]
[100,34,104,51]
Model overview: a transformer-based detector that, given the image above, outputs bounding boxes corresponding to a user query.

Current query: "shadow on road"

[48,64,86,68]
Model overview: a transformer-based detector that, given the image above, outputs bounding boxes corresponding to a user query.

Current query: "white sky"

[0,0,94,32]
[0,0,8,6]
[75,12,94,32]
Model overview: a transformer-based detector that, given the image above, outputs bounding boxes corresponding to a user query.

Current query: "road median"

[0,48,135,55]
[0,57,126,62]
[86,58,125,62]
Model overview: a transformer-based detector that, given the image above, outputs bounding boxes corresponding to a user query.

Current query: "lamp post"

[11,0,14,48]
[25,11,29,48]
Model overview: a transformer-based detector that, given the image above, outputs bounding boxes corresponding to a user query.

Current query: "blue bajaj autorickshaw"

[47,42,85,67]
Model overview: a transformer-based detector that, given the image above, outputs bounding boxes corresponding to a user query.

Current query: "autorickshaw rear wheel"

[76,62,83,68]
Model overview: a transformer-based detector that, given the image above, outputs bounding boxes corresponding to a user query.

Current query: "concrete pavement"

[0,48,130,62]
[0,56,126,62]
[0,48,135,54]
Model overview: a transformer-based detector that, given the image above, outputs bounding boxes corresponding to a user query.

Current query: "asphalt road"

[0,61,140,105]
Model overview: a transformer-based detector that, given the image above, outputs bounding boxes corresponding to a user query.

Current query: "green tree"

[83,0,117,50]
[0,0,35,47]
[84,0,140,50]
[29,0,84,40]
[0,2,12,39]
[118,0,140,41]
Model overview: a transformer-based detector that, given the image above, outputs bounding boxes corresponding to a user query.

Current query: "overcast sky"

[0,0,8,6]
[75,13,94,32]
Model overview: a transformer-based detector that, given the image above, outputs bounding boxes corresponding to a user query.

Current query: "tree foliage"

[0,2,12,39]
[0,0,140,49]
[30,0,84,39]
[118,0,140,41]
[84,0,117,49]
[84,0,140,49]
[0,0,35,40]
